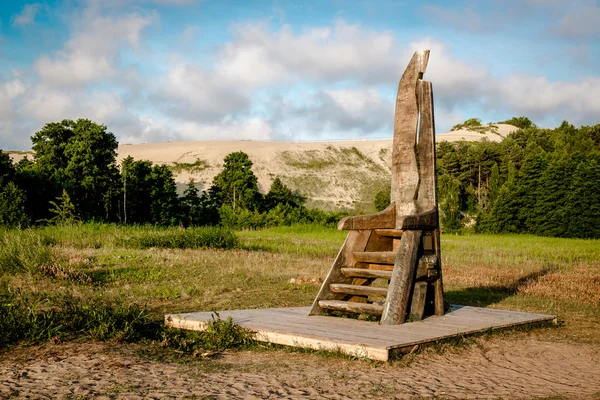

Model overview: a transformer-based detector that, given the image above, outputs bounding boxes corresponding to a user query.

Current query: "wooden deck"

[165,306,556,361]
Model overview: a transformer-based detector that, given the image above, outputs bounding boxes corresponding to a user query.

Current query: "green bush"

[123,227,239,250]
[160,314,254,354]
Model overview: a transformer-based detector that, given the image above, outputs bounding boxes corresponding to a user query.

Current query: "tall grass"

[122,227,239,250]
[0,229,55,274]
[0,288,154,346]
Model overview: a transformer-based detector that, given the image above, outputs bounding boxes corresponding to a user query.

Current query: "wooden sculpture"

[309,50,445,325]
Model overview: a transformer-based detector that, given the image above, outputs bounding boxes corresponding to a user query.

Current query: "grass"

[0,223,599,356]
[169,158,209,174]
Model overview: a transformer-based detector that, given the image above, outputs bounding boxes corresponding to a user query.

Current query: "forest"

[1,117,599,238]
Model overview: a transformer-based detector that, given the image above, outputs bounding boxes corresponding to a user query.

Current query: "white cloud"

[220,20,401,85]
[11,3,40,27]
[34,11,155,86]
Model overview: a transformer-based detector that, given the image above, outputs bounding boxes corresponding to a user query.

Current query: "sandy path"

[1,337,599,399]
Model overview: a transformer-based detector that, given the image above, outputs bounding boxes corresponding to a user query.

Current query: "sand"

[1,335,598,399]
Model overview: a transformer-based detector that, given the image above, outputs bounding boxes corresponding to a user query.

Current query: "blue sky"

[1,0,599,149]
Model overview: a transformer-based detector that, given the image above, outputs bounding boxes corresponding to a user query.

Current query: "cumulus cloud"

[2,3,599,150]
[11,3,40,27]
[220,20,402,85]
[34,10,155,86]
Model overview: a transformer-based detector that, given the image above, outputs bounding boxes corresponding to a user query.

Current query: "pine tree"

[265,177,300,210]
[211,152,262,211]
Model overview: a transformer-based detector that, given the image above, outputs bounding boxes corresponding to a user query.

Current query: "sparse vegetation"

[169,158,209,174]
[0,224,598,353]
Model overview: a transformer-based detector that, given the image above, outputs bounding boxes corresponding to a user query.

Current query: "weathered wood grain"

[309,230,372,315]
[391,50,429,228]
[399,208,437,230]
[329,283,388,297]
[337,203,395,230]
[341,268,393,280]
[381,230,423,325]
[166,305,556,361]
[318,300,384,316]
[409,281,428,321]
[353,251,396,265]
[416,80,436,213]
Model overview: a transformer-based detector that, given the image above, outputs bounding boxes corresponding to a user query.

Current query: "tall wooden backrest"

[309,50,444,324]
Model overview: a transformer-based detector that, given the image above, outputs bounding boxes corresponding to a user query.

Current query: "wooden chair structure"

[309,50,445,324]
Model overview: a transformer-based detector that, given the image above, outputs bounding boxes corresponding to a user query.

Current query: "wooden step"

[329,284,388,297]
[353,251,396,265]
[375,229,403,237]
[341,268,393,280]
[318,300,383,316]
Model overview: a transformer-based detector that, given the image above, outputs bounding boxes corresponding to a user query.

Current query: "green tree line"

[433,118,600,238]
[0,119,345,229]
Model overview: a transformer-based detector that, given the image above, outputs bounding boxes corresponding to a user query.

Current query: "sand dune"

[5,124,518,210]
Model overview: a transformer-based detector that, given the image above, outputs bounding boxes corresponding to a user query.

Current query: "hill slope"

[5,124,517,212]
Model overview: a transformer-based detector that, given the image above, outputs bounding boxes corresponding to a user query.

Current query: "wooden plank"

[165,305,556,361]
[318,300,383,316]
[381,230,422,325]
[353,251,396,264]
[337,204,395,230]
[341,268,393,280]
[375,229,403,238]
[409,281,428,321]
[391,50,429,227]
[416,80,436,213]
[309,230,372,315]
[330,283,388,297]
[399,208,438,230]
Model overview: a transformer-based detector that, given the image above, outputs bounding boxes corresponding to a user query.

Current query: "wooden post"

[380,230,422,325]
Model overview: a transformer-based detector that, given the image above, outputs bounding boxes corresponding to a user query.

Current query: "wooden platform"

[165,306,556,361]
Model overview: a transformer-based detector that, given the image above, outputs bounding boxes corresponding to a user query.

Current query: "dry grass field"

[1,224,599,398]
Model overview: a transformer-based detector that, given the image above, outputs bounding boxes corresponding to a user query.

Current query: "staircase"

[309,49,445,325]
[310,224,442,323]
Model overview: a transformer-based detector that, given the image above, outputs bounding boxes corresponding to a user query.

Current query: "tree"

[498,116,536,129]
[0,152,29,227]
[211,152,262,211]
[121,157,153,224]
[487,163,501,210]
[46,189,79,225]
[374,187,391,212]
[438,175,462,232]
[265,177,300,209]
[180,180,202,226]
[149,165,179,226]
[0,181,29,227]
[30,119,120,221]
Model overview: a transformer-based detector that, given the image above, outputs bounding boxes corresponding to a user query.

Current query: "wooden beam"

[309,230,372,315]
[391,50,429,228]
[318,300,383,316]
[410,281,428,321]
[341,268,393,280]
[399,208,438,230]
[380,230,422,325]
[353,251,396,265]
[330,284,388,297]
[375,229,403,238]
[338,203,395,230]
[416,80,436,213]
